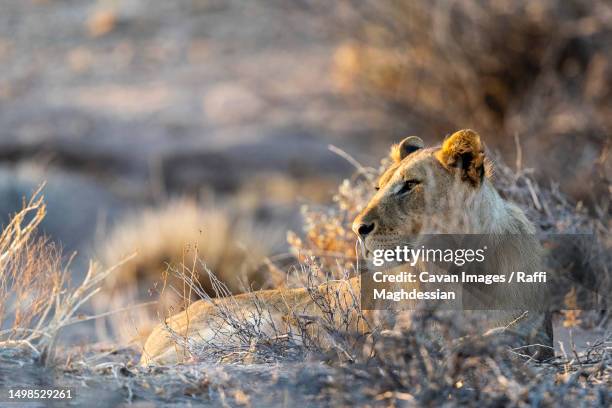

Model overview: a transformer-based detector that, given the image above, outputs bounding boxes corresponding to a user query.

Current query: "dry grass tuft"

[0,186,130,365]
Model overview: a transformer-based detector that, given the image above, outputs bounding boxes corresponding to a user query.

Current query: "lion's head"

[352,129,493,256]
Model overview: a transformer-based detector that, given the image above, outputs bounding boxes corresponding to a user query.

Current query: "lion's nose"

[353,221,376,238]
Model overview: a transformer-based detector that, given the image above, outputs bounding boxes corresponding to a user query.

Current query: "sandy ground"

[0,324,607,407]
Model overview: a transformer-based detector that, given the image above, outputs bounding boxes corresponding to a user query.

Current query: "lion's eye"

[374,186,380,191]
[395,180,419,195]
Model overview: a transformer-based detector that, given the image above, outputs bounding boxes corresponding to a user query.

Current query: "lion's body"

[139,278,365,365]
[140,130,553,366]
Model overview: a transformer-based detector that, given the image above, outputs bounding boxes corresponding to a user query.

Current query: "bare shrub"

[327,317,611,406]
[161,255,371,365]
[332,0,611,204]
[287,150,382,278]
[0,186,128,364]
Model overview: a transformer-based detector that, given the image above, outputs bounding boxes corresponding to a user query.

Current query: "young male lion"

[140,129,553,366]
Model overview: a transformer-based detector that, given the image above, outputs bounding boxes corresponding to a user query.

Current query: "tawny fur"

[140,130,553,366]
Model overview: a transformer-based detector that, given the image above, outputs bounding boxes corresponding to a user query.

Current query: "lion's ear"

[390,136,424,162]
[436,129,485,185]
